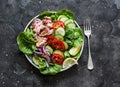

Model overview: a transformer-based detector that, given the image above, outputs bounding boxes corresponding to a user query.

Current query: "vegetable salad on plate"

[17,9,84,75]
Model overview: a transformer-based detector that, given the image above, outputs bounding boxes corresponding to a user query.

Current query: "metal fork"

[84,18,94,70]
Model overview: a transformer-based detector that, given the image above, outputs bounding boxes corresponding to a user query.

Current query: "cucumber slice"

[60,17,69,22]
[55,34,64,41]
[66,23,76,29]
[32,57,40,66]
[64,19,74,25]
[58,15,68,20]
[55,27,65,36]
[45,45,53,54]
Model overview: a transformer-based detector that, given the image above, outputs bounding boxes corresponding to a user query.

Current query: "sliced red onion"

[35,45,51,63]
[34,50,43,55]
[41,54,51,63]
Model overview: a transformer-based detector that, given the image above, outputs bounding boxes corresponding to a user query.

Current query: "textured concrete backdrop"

[0,0,120,87]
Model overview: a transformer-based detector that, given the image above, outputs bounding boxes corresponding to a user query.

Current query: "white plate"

[24,13,84,72]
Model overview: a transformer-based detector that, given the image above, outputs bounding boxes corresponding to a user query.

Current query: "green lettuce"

[64,51,70,58]
[17,28,36,55]
[39,11,56,20]
[39,9,74,21]
[38,58,62,75]
[65,27,84,47]
[55,9,74,19]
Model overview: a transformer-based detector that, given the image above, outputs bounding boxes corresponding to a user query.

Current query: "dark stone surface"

[0,0,120,87]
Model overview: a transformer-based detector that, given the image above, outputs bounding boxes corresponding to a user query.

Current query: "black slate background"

[0,0,120,87]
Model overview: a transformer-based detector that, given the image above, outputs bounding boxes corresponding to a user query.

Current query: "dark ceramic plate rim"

[24,12,84,72]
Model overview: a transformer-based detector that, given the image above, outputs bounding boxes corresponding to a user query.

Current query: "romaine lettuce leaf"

[17,29,36,55]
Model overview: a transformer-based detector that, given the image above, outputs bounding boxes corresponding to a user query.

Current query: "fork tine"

[87,18,91,30]
[89,19,91,31]
[86,19,89,31]
[84,18,92,31]
[87,19,89,30]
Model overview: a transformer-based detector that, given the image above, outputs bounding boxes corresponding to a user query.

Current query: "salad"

[17,9,84,75]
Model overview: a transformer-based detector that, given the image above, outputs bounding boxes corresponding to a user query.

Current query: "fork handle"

[87,36,94,70]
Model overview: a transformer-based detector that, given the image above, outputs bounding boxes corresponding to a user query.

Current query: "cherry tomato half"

[52,40,65,51]
[51,54,64,65]
[52,21,65,29]
[46,35,56,45]
[46,35,65,51]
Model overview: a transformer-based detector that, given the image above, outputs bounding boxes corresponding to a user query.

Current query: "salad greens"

[64,51,70,58]
[56,9,74,19]
[39,9,74,21]
[39,11,56,20]
[40,63,62,75]
[74,52,81,59]
[17,28,36,55]
[17,9,84,75]
[33,57,62,75]
[65,27,84,48]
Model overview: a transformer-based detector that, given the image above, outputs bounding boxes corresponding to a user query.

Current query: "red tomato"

[46,35,65,51]
[52,21,65,29]
[52,40,65,51]
[51,54,64,65]
[46,35,56,45]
